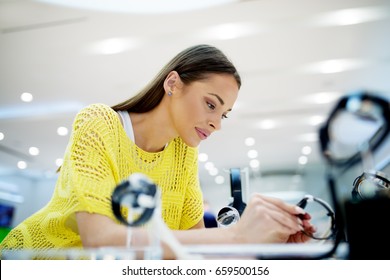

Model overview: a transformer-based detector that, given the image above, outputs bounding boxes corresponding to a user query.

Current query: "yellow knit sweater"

[0,104,203,250]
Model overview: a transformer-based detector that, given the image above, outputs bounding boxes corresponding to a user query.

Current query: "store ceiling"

[1,0,390,189]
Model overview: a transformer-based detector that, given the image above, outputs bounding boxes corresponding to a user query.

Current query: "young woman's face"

[170,73,239,147]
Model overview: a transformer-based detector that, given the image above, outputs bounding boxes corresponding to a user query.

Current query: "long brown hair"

[111,44,241,112]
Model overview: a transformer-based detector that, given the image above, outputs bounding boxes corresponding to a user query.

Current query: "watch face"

[355,171,390,199]
[217,206,240,228]
[111,173,157,226]
[358,180,380,198]
[220,215,235,226]
[298,196,335,241]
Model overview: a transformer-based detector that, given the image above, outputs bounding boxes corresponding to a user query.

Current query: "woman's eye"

[207,102,215,110]
[222,114,228,119]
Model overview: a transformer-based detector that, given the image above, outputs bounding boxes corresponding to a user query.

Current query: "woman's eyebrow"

[207,93,224,105]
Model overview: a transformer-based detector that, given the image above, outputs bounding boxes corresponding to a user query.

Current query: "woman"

[0,44,313,258]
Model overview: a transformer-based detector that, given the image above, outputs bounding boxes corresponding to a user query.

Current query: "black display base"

[344,196,390,260]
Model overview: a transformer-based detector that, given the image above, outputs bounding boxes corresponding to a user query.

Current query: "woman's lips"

[195,127,210,140]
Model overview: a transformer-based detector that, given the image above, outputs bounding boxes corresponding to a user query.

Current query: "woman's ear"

[164,71,181,94]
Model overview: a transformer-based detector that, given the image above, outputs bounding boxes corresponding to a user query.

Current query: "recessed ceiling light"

[215,175,225,184]
[204,162,214,171]
[0,132,4,141]
[17,161,27,169]
[247,150,258,159]
[301,146,312,155]
[199,22,259,41]
[29,147,40,156]
[257,119,277,130]
[296,133,318,142]
[303,59,366,74]
[308,115,326,126]
[298,156,308,165]
[311,6,389,27]
[21,92,33,102]
[209,168,219,176]
[303,92,341,104]
[87,37,140,55]
[56,158,63,167]
[198,153,209,162]
[57,126,69,136]
[244,137,255,146]
[249,159,260,168]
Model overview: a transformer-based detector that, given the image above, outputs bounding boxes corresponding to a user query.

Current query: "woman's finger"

[247,194,303,233]
[253,193,306,216]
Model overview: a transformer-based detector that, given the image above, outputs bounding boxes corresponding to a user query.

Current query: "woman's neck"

[129,104,177,152]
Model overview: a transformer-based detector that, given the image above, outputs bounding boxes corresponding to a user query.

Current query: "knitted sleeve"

[66,104,120,219]
[179,149,204,229]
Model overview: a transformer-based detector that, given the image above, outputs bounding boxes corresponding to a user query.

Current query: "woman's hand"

[230,193,309,244]
[287,212,316,243]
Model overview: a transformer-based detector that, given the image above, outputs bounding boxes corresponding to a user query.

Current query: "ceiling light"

[257,119,277,130]
[37,0,238,14]
[215,175,225,185]
[198,153,209,162]
[57,126,69,136]
[312,6,389,27]
[17,161,27,169]
[247,150,258,159]
[199,22,258,41]
[244,137,255,146]
[303,59,366,74]
[29,147,40,156]
[209,168,219,176]
[301,146,312,155]
[296,133,318,142]
[21,92,33,102]
[0,132,4,141]
[249,159,260,168]
[56,158,63,167]
[87,37,140,55]
[298,156,308,165]
[308,115,326,126]
[303,91,341,104]
[204,162,214,171]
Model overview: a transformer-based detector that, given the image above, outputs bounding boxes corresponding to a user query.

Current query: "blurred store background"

[1,0,390,239]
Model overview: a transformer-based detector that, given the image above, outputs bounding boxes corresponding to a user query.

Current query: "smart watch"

[352,170,390,200]
[111,173,157,227]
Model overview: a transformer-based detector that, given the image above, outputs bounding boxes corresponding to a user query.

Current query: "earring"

[168,91,172,96]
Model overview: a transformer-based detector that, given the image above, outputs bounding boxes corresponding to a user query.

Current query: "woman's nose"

[208,117,221,131]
